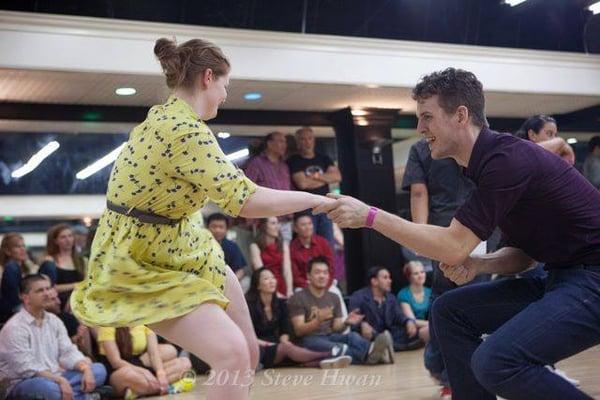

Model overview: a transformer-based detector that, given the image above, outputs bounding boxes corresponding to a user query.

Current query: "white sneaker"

[331,343,349,357]
[319,355,352,369]
[546,366,580,387]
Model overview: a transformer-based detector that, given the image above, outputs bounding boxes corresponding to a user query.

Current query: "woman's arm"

[101,340,133,370]
[55,283,78,293]
[145,332,165,375]
[537,138,575,164]
[249,244,263,270]
[239,186,333,219]
[282,243,293,298]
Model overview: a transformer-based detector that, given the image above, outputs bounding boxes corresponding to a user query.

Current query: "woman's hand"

[156,369,169,394]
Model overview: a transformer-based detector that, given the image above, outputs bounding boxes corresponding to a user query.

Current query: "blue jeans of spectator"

[8,362,107,400]
[430,266,600,400]
[312,213,334,248]
[299,332,370,364]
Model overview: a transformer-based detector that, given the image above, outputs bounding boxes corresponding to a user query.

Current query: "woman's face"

[409,264,426,286]
[200,70,230,120]
[6,237,27,263]
[257,269,277,294]
[54,228,74,252]
[265,217,281,238]
[529,122,558,143]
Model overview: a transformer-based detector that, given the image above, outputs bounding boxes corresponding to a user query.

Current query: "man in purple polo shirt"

[244,131,293,241]
[315,68,600,400]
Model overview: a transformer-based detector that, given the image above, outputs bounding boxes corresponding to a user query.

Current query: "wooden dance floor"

[149,345,599,399]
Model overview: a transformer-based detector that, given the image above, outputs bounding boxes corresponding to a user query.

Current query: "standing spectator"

[246,268,351,369]
[287,127,341,246]
[583,135,600,189]
[288,257,393,365]
[0,274,107,400]
[249,217,293,298]
[244,131,294,242]
[289,212,334,290]
[206,213,248,283]
[515,115,575,165]
[72,225,90,257]
[350,266,422,351]
[0,233,38,322]
[39,224,87,310]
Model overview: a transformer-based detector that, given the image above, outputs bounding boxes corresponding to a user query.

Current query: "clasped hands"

[312,193,371,229]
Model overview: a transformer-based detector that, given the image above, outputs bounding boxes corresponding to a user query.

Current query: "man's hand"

[57,376,74,400]
[313,194,371,229]
[80,366,96,393]
[317,306,334,322]
[439,257,480,285]
[345,309,365,326]
[360,321,375,340]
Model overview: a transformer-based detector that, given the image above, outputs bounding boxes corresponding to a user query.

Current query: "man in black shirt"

[287,127,341,246]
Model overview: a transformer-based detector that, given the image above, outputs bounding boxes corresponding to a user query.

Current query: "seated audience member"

[397,261,431,341]
[96,325,192,398]
[583,135,600,189]
[39,224,87,311]
[350,266,422,351]
[290,212,334,289]
[249,217,293,297]
[288,257,393,365]
[206,213,248,282]
[0,274,107,400]
[246,267,351,369]
[0,233,38,322]
[45,286,94,358]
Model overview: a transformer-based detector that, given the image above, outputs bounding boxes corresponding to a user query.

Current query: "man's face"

[45,288,61,314]
[22,279,53,310]
[267,132,287,158]
[308,262,330,290]
[296,129,315,153]
[294,216,314,239]
[371,269,392,293]
[416,95,460,160]
[207,220,227,242]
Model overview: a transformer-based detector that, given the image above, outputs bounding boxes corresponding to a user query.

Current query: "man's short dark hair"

[412,67,489,129]
[293,211,312,224]
[307,256,330,274]
[206,213,229,227]
[589,136,600,153]
[367,266,388,283]
[20,274,49,294]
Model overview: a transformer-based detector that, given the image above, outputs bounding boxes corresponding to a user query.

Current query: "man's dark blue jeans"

[430,265,600,400]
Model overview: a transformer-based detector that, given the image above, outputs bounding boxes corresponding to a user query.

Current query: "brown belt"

[106,201,179,226]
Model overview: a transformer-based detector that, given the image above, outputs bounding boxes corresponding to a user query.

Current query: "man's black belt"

[106,201,179,226]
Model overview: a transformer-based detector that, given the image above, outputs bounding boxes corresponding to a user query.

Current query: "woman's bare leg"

[149,303,252,400]
[223,267,260,370]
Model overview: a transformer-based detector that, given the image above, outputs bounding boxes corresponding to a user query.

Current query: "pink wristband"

[365,207,378,228]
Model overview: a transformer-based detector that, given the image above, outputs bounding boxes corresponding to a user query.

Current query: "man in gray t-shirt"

[288,257,393,365]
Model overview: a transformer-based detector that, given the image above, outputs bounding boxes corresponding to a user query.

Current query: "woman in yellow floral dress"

[71,38,332,400]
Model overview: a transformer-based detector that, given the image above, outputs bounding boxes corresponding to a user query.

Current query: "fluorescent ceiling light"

[356,118,369,126]
[567,138,578,144]
[505,0,528,6]
[11,141,60,178]
[589,1,600,14]
[115,87,136,96]
[217,132,231,139]
[351,109,368,116]
[76,142,127,180]
[243,92,262,101]
[226,148,249,161]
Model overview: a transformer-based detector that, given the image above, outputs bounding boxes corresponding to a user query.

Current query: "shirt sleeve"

[169,126,257,217]
[332,294,342,319]
[401,143,427,191]
[1,262,22,314]
[286,293,305,318]
[38,260,58,285]
[286,155,302,174]
[278,299,292,336]
[455,151,534,241]
[96,327,116,342]
[55,316,85,370]
[229,243,247,271]
[243,157,263,185]
[397,288,411,304]
[2,324,43,378]
[322,155,335,170]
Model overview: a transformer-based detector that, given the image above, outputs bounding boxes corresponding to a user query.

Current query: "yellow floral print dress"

[71,96,257,327]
